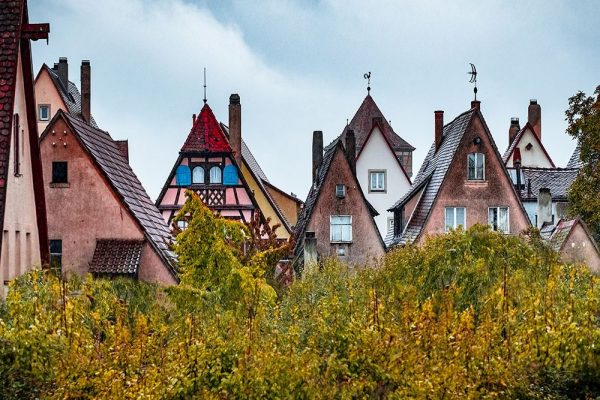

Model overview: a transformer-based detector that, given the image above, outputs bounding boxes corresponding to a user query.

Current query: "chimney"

[56,57,68,90]
[435,110,444,151]
[229,94,242,166]
[115,140,129,163]
[528,99,541,139]
[345,129,356,176]
[312,131,323,184]
[537,188,552,229]
[513,147,522,198]
[509,117,520,144]
[81,60,91,123]
[471,100,481,110]
[303,231,318,275]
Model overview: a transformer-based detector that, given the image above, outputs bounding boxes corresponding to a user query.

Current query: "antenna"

[203,67,207,104]
[363,72,371,94]
[468,63,477,101]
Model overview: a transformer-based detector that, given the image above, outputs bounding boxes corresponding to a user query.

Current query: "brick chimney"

[435,110,444,151]
[55,57,68,90]
[81,60,91,123]
[509,117,520,144]
[471,100,480,110]
[115,140,129,163]
[528,99,541,140]
[537,187,552,229]
[229,94,242,167]
[312,131,323,184]
[345,129,356,176]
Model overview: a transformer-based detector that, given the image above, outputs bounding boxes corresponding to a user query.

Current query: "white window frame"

[488,207,510,233]
[445,207,466,232]
[335,184,346,198]
[38,104,50,121]
[467,153,485,181]
[330,215,352,243]
[209,166,222,184]
[368,170,386,193]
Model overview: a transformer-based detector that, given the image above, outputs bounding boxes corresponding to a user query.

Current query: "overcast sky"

[29,0,599,201]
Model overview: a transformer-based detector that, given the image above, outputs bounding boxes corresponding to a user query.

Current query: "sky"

[29,0,600,201]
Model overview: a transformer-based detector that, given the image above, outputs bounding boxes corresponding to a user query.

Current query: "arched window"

[209,166,222,184]
[192,166,204,184]
[175,165,191,186]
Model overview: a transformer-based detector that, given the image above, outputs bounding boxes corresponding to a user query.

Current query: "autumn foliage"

[0,198,599,398]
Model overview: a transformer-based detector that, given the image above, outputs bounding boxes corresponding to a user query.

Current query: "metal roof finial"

[468,63,477,101]
[364,71,371,94]
[203,67,207,104]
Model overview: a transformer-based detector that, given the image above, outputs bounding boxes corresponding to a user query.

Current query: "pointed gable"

[503,122,555,168]
[181,103,231,153]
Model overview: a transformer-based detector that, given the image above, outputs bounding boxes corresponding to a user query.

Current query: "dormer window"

[192,166,204,184]
[335,184,346,198]
[467,153,485,180]
[209,166,222,184]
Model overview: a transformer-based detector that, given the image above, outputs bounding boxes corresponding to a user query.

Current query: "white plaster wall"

[1,51,42,290]
[506,129,554,168]
[356,127,411,238]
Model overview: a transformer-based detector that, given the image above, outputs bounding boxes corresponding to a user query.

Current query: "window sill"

[464,180,488,187]
[50,182,70,188]
[330,241,353,244]
[368,189,387,194]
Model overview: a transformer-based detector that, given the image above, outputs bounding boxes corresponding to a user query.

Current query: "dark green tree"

[566,85,600,240]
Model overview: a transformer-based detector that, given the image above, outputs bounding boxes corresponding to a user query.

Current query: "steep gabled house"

[157,95,299,240]
[541,218,600,273]
[0,0,50,296]
[39,110,177,284]
[566,143,582,169]
[503,100,555,168]
[388,101,530,247]
[329,94,413,238]
[34,57,97,134]
[294,130,385,273]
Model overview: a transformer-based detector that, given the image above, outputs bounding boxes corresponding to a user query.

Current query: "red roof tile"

[181,103,231,153]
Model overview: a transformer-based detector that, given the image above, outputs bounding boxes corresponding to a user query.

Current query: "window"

[337,246,346,256]
[387,217,395,233]
[52,161,68,183]
[488,207,509,233]
[369,170,386,192]
[175,165,191,186]
[38,104,50,121]
[335,184,346,198]
[176,220,188,230]
[209,166,222,184]
[467,153,485,180]
[49,239,62,274]
[330,215,352,243]
[445,207,466,232]
[13,113,20,176]
[192,166,204,184]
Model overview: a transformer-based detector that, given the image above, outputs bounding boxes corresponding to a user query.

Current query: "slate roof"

[0,0,23,236]
[89,239,144,275]
[502,122,555,167]
[387,110,475,246]
[566,143,583,169]
[327,95,415,154]
[181,103,231,153]
[510,167,579,201]
[44,111,177,278]
[540,218,600,257]
[40,64,98,128]
[293,140,380,257]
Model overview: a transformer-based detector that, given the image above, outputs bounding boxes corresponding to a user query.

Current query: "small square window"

[177,220,188,230]
[52,161,68,183]
[387,217,395,233]
[335,184,346,198]
[337,246,346,256]
[445,207,466,232]
[369,170,386,192]
[39,105,50,121]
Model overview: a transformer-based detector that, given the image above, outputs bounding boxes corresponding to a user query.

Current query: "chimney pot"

[345,129,356,175]
[312,131,323,184]
[434,110,444,151]
[229,94,242,166]
[81,60,91,123]
[528,99,541,140]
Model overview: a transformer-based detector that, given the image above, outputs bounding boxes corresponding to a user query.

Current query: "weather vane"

[364,72,371,94]
[468,63,477,101]
[203,67,207,104]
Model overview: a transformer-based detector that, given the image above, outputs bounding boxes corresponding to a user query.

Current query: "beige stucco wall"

[357,126,411,237]
[138,243,177,285]
[34,68,66,135]
[560,223,600,274]
[505,128,554,168]
[264,183,300,227]
[1,51,42,295]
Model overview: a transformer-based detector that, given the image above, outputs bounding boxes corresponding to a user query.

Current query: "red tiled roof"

[181,103,231,153]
